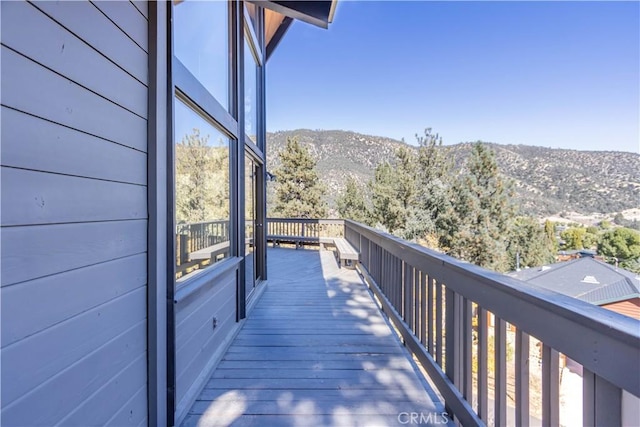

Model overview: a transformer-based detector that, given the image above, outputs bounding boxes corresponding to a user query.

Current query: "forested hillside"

[267,129,640,215]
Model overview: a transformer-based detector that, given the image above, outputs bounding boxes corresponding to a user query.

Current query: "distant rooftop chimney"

[581,275,599,284]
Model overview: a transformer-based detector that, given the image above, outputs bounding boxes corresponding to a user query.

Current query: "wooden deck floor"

[181,248,447,427]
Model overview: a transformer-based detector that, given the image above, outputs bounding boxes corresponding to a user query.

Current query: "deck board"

[182,248,447,427]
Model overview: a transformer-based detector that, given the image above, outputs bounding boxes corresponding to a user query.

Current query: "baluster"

[463,297,473,401]
[477,307,489,423]
[583,369,622,426]
[420,273,428,348]
[435,282,443,366]
[403,263,411,324]
[515,329,530,427]
[445,289,459,386]
[495,317,507,427]
[541,344,559,427]
[427,276,434,355]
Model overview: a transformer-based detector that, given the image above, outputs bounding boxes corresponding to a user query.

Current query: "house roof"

[508,257,640,305]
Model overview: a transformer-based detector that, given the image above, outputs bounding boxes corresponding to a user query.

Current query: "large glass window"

[174,0,230,110]
[244,37,259,143]
[174,97,231,282]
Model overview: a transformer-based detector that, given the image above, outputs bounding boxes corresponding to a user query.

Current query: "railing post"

[179,233,188,264]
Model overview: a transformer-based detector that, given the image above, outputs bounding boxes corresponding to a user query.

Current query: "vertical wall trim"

[147,2,169,426]
[258,4,268,282]
[236,0,247,320]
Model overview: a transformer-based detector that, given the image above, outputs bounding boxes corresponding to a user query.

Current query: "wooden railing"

[344,220,640,426]
[176,220,230,265]
[266,218,344,243]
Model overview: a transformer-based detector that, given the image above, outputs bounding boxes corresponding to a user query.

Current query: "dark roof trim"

[253,1,336,29]
[266,16,293,61]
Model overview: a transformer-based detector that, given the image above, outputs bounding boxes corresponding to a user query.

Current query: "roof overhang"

[253,0,337,29]
[249,0,337,60]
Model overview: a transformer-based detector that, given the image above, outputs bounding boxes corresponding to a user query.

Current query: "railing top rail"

[176,219,229,227]
[267,218,345,225]
[346,219,640,340]
[345,219,640,396]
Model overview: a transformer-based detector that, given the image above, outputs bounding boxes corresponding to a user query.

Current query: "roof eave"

[253,0,337,29]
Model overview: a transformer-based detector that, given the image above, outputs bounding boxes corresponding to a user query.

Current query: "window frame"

[242,4,264,153]
[171,0,240,291]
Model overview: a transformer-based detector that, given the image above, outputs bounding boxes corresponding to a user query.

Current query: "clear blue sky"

[266,1,640,153]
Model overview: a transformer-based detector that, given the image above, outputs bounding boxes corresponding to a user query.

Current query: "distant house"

[556,249,603,262]
[509,257,640,319]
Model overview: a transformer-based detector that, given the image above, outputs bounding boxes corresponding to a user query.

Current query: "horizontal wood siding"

[1,106,147,185]
[0,1,148,426]
[602,298,640,320]
[175,268,239,422]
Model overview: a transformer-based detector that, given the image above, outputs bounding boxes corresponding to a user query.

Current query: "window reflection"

[244,38,258,143]
[174,98,230,282]
[174,0,229,110]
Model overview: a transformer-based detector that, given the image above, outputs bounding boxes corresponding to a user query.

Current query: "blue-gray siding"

[1,1,148,426]
[175,266,240,424]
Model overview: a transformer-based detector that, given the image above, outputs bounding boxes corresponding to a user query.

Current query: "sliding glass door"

[244,153,262,298]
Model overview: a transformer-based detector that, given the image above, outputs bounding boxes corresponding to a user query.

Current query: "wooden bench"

[189,241,230,261]
[333,237,359,268]
[265,233,360,267]
[267,235,334,249]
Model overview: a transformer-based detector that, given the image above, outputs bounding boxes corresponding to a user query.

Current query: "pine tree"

[336,176,372,225]
[370,147,417,235]
[404,129,454,245]
[272,137,327,218]
[369,162,402,232]
[441,143,516,272]
[175,128,229,223]
[506,217,556,270]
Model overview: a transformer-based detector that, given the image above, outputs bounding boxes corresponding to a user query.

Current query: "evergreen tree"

[544,220,558,251]
[370,147,417,235]
[506,217,556,270]
[175,128,229,223]
[369,162,404,232]
[272,137,327,218]
[441,143,516,272]
[404,129,454,246]
[336,176,372,225]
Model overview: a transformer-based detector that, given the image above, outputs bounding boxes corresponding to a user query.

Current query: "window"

[174,0,230,110]
[244,36,259,144]
[174,97,231,282]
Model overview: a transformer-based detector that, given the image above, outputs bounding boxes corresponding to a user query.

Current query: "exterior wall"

[169,2,268,424]
[601,298,640,320]
[174,266,240,422]
[1,1,149,426]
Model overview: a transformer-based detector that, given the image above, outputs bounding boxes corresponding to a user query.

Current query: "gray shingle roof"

[508,257,640,305]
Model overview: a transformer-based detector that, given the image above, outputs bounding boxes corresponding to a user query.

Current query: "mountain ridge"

[266,129,640,216]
